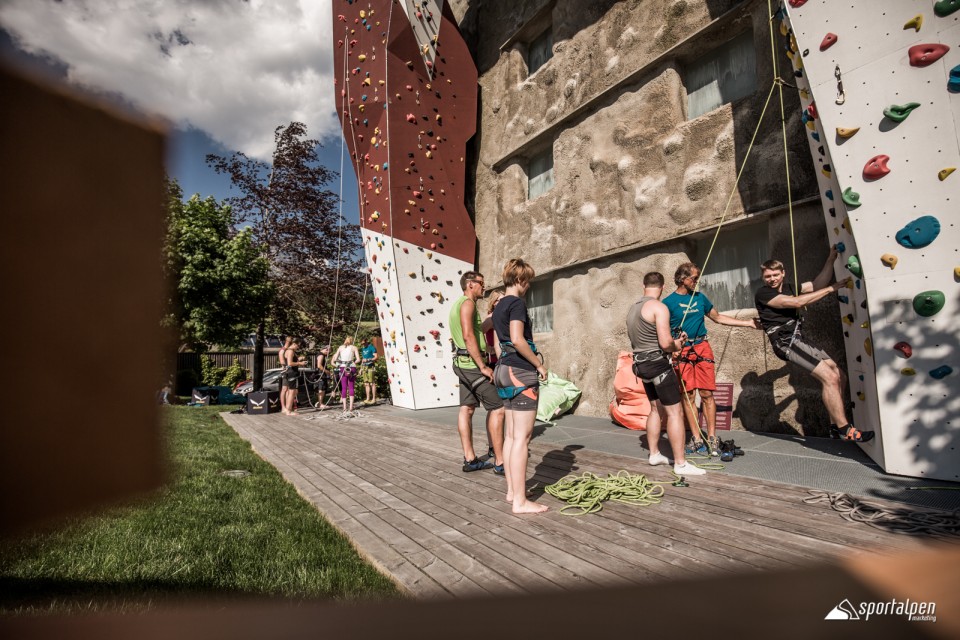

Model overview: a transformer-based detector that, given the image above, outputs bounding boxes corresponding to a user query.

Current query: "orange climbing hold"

[908,43,949,67]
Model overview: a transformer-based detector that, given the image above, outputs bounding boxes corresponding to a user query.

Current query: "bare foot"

[512,501,548,514]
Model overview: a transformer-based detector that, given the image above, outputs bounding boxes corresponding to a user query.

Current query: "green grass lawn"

[0,406,402,614]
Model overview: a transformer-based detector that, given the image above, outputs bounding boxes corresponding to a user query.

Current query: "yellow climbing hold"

[938,167,956,181]
[955,266,960,278]
[841,218,851,233]
[860,320,870,329]
[901,367,917,376]
[359,9,366,18]
[864,338,873,357]
[904,14,923,31]
[881,253,898,269]
[358,54,367,62]
[836,127,860,138]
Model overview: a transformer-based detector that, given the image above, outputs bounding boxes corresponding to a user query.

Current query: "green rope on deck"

[544,471,668,516]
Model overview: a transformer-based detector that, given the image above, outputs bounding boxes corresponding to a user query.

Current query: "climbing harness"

[804,490,960,540]
[544,470,670,516]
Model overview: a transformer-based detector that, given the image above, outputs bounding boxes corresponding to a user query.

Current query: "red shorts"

[673,341,716,392]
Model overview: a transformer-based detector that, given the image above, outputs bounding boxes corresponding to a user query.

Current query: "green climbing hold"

[841,187,861,209]
[883,103,921,123]
[846,255,863,278]
[913,290,945,317]
[935,0,960,18]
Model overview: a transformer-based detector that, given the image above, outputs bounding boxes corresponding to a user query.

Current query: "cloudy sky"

[0,0,358,210]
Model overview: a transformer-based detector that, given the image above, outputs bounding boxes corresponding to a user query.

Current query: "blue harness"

[495,340,540,399]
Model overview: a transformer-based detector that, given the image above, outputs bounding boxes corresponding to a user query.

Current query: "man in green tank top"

[449,271,505,474]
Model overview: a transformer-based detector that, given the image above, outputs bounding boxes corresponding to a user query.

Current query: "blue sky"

[0,0,359,221]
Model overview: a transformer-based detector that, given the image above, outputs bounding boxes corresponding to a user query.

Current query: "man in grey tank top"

[626,272,706,476]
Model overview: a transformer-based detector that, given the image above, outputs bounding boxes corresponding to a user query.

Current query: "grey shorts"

[772,335,831,373]
[493,364,539,412]
[454,364,504,411]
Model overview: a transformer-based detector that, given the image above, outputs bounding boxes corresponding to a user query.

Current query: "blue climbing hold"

[811,131,820,141]
[825,189,834,201]
[949,65,960,93]
[896,215,941,248]
[930,365,953,380]
[837,295,849,304]
[835,242,846,253]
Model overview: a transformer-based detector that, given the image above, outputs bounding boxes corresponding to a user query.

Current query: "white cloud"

[0,0,336,159]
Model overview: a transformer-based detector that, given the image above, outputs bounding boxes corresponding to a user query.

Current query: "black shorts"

[454,364,504,411]
[284,368,300,389]
[770,334,831,373]
[632,357,682,407]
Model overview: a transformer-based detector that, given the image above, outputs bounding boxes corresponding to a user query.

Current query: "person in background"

[478,290,504,461]
[282,337,307,416]
[333,336,361,416]
[315,345,331,410]
[278,336,292,398]
[360,337,379,406]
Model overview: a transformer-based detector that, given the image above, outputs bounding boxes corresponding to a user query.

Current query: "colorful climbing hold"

[883,103,921,123]
[846,255,863,278]
[834,242,846,253]
[955,266,960,279]
[880,253,898,269]
[908,44,949,67]
[949,65,960,92]
[901,368,917,376]
[788,0,808,6]
[939,167,956,181]
[935,0,960,18]
[894,342,913,359]
[841,187,861,209]
[930,365,953,379]
[819,33,838,51]
[836,127,859,139]
[895,215,941,249]
[864,339,873,357]
[904,14,924,32]
[862,155,890,180]
[913,290,945,317]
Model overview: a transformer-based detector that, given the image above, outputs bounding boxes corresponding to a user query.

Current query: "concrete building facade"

[455,0,845,434]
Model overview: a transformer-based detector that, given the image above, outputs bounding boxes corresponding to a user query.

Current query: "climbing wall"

[333,0,478,409]
[782,0,959,481]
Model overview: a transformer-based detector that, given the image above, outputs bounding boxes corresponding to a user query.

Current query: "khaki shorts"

[454,364,504,411]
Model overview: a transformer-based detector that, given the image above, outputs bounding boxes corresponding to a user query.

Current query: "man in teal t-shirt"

[663,262,761,457]
[448,271,505,474]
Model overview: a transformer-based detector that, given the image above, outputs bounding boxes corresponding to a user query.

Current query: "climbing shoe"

[707,435,721,457]
[462,457,492,472]
[684,439,708,456]
[493,463,505,476]
[479,446,495,462]
[829,424,875,442]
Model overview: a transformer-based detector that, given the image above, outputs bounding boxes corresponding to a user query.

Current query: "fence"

[176,352,283,376]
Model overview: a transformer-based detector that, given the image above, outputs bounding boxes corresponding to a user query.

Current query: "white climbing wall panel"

[783,0,959,481]
[363,229,469,409]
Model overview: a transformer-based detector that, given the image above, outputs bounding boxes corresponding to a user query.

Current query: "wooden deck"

[221,406,932,599]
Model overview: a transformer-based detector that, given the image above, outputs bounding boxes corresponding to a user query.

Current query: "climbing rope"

[544,470,671,516]
[671,0,802,449]
[803,490,960,540]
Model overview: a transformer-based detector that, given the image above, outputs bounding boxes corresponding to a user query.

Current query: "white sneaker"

[648,452,670,466]
[674,462,706,476]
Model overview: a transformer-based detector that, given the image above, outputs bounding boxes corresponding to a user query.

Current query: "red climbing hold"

[429,330,440,339]
[894,342,913,358]
[863,155,891,180]
[788,0,808,6]
[908,43,950,67]
[406,113,417,123]
[807,103,818,120]
[820,33,838,51]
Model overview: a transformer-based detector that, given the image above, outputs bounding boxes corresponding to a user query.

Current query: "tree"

[162,178,274,350]
[207,122,365,390]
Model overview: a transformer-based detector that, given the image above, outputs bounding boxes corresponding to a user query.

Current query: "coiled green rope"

[544,470,669,516]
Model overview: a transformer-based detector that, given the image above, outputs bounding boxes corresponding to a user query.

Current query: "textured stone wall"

[464,0,845,434]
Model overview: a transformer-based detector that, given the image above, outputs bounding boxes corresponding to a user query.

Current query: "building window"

[527,147,554,199]
[528,278,553,334]
[695,222,768,312]
[686,30,757,119]
[527,27,553,76]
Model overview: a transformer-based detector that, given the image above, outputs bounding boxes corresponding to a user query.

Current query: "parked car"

[234,367,326,408]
